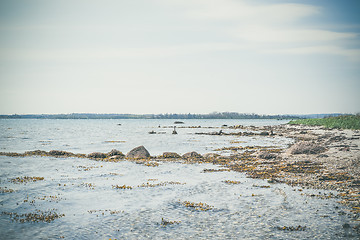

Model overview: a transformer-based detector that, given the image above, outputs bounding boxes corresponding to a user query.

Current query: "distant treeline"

[0,112,347,120]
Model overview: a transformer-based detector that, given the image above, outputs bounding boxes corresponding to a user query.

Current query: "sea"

[0,119,358,239]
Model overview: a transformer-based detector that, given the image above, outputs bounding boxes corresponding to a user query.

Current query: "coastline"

[1,123,359,229]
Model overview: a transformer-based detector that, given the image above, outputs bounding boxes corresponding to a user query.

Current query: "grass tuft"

[288,115,360,130]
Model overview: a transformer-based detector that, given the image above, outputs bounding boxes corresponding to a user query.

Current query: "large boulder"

[289,141,326,155]
[126,146,150,159]
[182,151,202,159]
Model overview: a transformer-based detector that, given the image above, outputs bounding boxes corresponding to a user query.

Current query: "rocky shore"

[1,123,359,229]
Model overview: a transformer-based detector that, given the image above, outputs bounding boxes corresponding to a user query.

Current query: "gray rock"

[126,146,150,159]
[182,151,202,159]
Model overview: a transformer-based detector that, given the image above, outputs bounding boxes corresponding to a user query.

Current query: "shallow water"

[0,156,357,239]
[0,119,358,239]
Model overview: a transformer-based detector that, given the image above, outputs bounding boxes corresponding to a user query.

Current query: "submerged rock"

[289,141,326,155]
[162,152,181,158]
[126,146,150,159]
[182,151,202,159]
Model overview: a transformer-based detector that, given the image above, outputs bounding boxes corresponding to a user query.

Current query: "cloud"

[159,0,360,60]
[0,43,245,61]
[266,45,360,60]
[233,27,357,43]
[160,0,319,23]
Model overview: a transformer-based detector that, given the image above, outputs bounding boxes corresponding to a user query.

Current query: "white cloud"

[0,43,245,61]
[160,0,319,23]
[266,45,360,60]
[234,26,357,43]
[158,0,360,60]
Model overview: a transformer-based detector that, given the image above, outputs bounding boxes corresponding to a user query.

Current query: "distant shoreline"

[0,112,345,120]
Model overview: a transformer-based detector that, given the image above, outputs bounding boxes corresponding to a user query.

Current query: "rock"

[259,131,269,136]
[24,150,48,156]
[289,141,326,155]
[174,121,184,124]
[343,223,351,229]
[126,146,150,159]
[339,147,350,151]
[162,152,181,158]
[257,151,277,160]
[87,152,107,159]
[203,153,220,159]
[49,150,73,157]
[109,155,123,160]
[148,131,156,134]
[107,149,124,157]
[182,151,202,159]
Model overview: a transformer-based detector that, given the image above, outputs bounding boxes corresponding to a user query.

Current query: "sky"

[0,0,359,115]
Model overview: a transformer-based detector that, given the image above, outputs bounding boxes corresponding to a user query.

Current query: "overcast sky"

[0,0,359,115]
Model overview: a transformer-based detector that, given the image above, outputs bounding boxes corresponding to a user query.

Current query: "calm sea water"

[0,119,358,239]
[0,119,292,155]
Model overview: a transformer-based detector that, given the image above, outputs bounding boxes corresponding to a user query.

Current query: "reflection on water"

[0,156,357,239]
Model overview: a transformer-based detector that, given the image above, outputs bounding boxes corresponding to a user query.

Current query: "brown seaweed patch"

[80,183,95,189]
[88,209,123,216]
[223,180,241,184]
[253,184,271,188]
[138,181,185,188]
[277,225,306,231]
[161,218,181,226]
[202,168,230,173]
[2,209,65,223]
[0,187,15,193]
[10,176,44,184]
[180,201,214,211]
[112,185,133,190]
